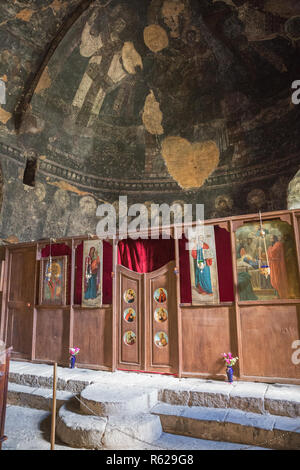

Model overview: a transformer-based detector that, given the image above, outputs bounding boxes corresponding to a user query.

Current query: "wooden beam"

[174,227,183,378]
[50,363,57,450]
[229,220,243,378]
[111,239,118,372]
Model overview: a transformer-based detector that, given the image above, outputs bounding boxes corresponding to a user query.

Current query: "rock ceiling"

[0,0,300,224]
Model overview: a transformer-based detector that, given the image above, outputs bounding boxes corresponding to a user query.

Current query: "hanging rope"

[48,237,52,278]
[259,211,270,276]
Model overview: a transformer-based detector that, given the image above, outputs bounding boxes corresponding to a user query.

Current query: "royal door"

[116,261,178,374]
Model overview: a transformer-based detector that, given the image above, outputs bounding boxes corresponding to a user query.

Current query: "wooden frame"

[0,261,4,292]
[0,346,12,450]
[188,225,220,305]
[81,239,103,308]
[0,208,299,384]
[39,256,68,306]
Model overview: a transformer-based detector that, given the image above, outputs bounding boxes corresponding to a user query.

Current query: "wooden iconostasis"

[1,208,300,385]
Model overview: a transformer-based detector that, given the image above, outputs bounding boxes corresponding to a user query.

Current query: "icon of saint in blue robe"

[191,243,213,295]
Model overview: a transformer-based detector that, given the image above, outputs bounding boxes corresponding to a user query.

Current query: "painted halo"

[123,330,136,346]
[154,287,167,303]
[124,308,136,323]
[154,331,168,348]
[123,288,136,304]
[154,307,168,323]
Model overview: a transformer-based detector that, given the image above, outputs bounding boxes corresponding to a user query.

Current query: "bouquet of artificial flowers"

[222,352,238,367]
[69,347,80,356]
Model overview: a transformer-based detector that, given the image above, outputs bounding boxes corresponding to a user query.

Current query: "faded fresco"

[0,1,300,241]
[189,225,219,305]
[236,220,300,301]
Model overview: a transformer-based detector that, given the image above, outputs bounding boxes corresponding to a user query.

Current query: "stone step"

[8,361,105,393]
[79,383,158,416]
[56,401,162,450]
[102,413,163,449]
[151,402,300,450]
[159,382,300,418]
[7,382,74,411]
[56,402,108,449]
[56,400,268,451]
[152,432,269,450]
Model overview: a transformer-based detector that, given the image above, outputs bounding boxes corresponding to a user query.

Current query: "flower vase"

[226,366,234,383]
[70,355,76,369]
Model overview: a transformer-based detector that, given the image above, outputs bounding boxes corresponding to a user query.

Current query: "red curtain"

[214,225,234,302]
[117,238,175,273]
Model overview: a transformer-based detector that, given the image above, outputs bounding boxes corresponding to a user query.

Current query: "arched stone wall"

[287,169,300,210]
[0,1,300,242]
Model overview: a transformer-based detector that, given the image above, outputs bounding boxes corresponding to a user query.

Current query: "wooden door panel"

[240,305,300,379]
[148,269,170,368]
[118,267,142,369]
[35,308,69,364]
[6,248,36,358]
[145,261,178,373]
[117,262,178,374]
[8,249,36,303]
[181,306,234,376]
[6,307,33,357]
[73,307,112,368]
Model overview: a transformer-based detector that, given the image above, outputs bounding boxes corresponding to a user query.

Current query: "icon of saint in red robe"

[84,246,100,300]
[267,235,289,299]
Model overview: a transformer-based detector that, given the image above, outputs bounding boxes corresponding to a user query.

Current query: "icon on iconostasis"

[82,240,103,308]
[124,330,136,346]
[124,307,136,323]
[154,307,168,323]
[154,331,168,348]
[124,288,136,304]
[39,256,67,306]
[154,287,167,303]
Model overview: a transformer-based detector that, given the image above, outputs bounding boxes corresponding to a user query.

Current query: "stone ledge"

[56,404,162,450]
[7,382,74,411]
[102,414,162,450]
[264,385,300,418]
[158,382,300,418]
[228,382,267,414]
[56,403,107,449]
[151,402,300,449]
[80,383,158,416]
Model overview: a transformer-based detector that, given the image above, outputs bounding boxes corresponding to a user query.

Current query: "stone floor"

[2,405,81,450]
